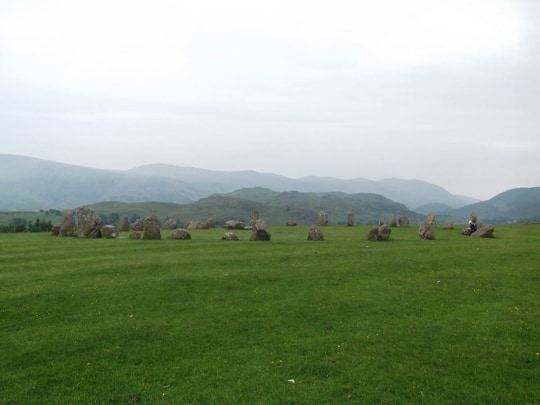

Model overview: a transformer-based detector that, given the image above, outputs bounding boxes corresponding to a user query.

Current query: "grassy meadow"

[1,225,539,404]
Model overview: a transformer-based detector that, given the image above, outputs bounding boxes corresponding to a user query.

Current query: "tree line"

[0,218,53,233]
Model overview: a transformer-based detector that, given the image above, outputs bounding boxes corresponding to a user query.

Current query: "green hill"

[444,187,540,223]
[82,188,423,227]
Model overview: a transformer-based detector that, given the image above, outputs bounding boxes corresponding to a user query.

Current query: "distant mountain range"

[0,154,538,223]
[0,154,475,210]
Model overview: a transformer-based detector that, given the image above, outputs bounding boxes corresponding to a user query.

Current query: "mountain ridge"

[1,154,477,211]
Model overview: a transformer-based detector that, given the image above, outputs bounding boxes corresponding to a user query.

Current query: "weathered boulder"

[77,207,103,238]
[224,220,245,230]
[130,231,142,239]
[142,216,161,240]
[101,225,119,239]
[398,216,410,227]
[471,224,494,238]
[366,224,391,241]
[307,226,324,241]
[378,224,391,240]
[250,220,271,241]
[286,220,297,227]
[162,218,178,230]
[317,211,329,226]
[366,227,379,241]
[118,216,130,232]
[132,218,144,231]
[221,232,239,241]
[347,212,355,227]
[51,223,61,236]
[58,211,76,237]
[167,229,191,240]
[186,219,209,229]
[418,213,436,240]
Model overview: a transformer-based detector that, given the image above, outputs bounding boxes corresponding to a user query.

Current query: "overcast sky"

[1,0,539,200]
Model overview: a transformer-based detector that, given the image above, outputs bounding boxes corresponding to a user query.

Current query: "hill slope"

[86,188,424,226]
[0,154,482,212]
[444,187,540,223]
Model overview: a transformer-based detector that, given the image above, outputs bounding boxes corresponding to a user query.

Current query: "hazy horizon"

[1,0,539,201]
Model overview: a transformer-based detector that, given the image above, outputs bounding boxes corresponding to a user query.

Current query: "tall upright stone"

[132,218,144,231]
[398,216,410,227]
[419,213,436,240]
[118,216,130,232]
[142,216,161,240]
[58,210,76,237]
[318,211,329,226]
[347,212,355,227]
[249,209,260,226]
[77,207,103,238]
[250,219,271,241]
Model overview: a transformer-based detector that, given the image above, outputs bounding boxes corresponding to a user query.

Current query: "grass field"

[1,225,539,404]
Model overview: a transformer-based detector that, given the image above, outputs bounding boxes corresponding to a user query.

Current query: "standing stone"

[167,229,191,240]
[471,224,495,238]
[58,211,76,237]
[249,209,260,226]
[250,219,271,241]
[377,224,391,240]
[101,225,119,239]
[132,218,144,231]
[118,216,130,232]
[51,223,61,236]
[142,216,161,240]
[77,207,103,238]
[130,231,142,239]
[419,213,436,240]
[286,220,297,227]
[224,220,245,230]
[221,232,239,241]
[187,219,210,229]
[366,224,391,241]
[206,218,215,228]
[162,218,178,230]
[347,212,355,227]
[307,226,324,241]
[317,211,329,226]
[389,216,397,227]
[398,216,410,227]
[366,227,379,241]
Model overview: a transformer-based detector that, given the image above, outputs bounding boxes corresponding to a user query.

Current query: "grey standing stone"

[307,226,324,241]
[132,218,144,231]
[101,225,119,239]
[221,232,239,241]
[118,216,130,232]
[58,211,76,237]
[398,216,410,227]
[318,211,329,226]
[167,229,191,240]
[419,213,436,240]
[250,219,271,241]
[77,207,103,238]
[347,212,355,227]
[142,216,161,240]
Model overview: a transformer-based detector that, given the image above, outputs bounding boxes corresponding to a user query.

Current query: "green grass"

[1,225,539,404]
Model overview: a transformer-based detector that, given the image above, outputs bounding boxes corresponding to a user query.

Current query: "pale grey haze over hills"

[1,0,539,201]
